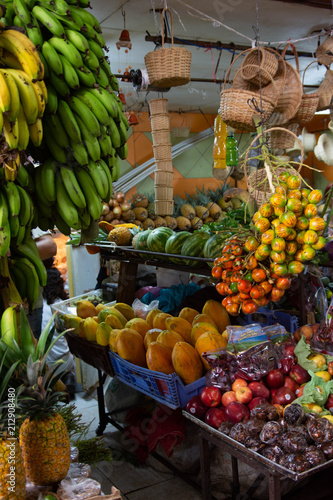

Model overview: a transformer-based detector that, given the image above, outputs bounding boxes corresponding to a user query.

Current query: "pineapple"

[132,194,149,208]
[191,217,203,230]
[154,216,167,228]
[174,194,196,220]
[193,187,211,220]
[18,358,71,486]
[133,219,143,228]
[108,226,133,245]
[176,216,191,231]
[146,194,156,220]
[142,218,155,230]
[195,205,210,220]
[0,353,26,500]
[207,202,222,220]
[164,216,178,230]
[132,207,148,221]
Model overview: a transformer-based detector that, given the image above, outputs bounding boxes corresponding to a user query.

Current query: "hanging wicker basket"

[267,122,301,150]
[144,8,192,88]
[292,61,319,126]
[316,35,333,68]
[149,98,169,115]
[244,127,304,205]
[240,47,279,86]
[316,68,333,111]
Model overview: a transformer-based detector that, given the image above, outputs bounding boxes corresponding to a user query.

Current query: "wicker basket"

[155,186,173,199]
[155,160,173,172]
[149,98,169,115]
[244,127,304,204]
[316,35,333,68]
[144,8,192,88]
[267,122,301,150]
[240,47,279,86]
[316,69,333,111]
[292,61,319,126]
[150,114,170,132]
[267,44,303,126]
[155,171,173,185]
[220,49,276,131]
[152,130,171,145]
[153,144,172,161]
[155,199,174,215]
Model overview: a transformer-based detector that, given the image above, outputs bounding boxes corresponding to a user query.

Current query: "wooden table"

[183,411,333,500]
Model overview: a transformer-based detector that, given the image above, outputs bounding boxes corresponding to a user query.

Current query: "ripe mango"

[76,300,97,319]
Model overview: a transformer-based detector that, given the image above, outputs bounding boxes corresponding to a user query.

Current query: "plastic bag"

[57,477,101,500]
[66,462,91,479]
[132,298,159,319]
[105,376,146,423]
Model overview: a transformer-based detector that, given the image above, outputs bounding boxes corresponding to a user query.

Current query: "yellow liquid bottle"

[213,112,227,169]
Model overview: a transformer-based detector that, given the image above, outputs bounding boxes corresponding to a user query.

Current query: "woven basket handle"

[223,48,254,90]
[281,43,300,74]
[244,127,304,169]
[161,8,173,49]
[301,60,317,87]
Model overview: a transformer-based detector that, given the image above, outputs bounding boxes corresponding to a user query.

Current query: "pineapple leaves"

[19,305,35,360]
[0,347,20,401]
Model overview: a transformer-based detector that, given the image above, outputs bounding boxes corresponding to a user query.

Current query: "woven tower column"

[149,98,174,215]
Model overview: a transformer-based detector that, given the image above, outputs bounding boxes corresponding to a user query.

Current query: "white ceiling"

[92,0,333,113]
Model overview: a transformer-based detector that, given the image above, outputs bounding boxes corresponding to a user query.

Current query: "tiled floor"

[72,390,204,499]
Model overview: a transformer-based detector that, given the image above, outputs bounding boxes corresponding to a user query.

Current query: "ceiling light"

[116,9,132,51]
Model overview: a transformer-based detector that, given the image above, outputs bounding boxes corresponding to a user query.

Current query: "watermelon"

[181,232,211,266]
[147,227,175,258]
[203,233,232,266]
[133,229,151,258]
[165,231,192,265]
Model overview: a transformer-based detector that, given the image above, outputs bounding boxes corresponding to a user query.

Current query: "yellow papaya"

[146,308,163,326]
[157,330,184,350]
[63,314,83,335]
[109,329,121,352]
[96,322,112,346]
[191,322,218,346]
[82,317,99,341]
[195,331,227,371]
[146,342,174,374]
[105,314,124,329]
[144,329,162,350]
[202,299,230,333]
[178,307,200,324]
[76,300,97,319]
[172,342,203,385]
[164,316,192,344]
[192,313,217,328]
[113,302,136,321]
[125,318,151,338]
[116,328,147,367]
[153,312,172,330]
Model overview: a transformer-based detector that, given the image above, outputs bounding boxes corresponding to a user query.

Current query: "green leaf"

[294,336,333,372]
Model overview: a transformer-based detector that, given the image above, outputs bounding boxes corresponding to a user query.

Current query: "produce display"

[212,173,327,315]
[61,298,231,385]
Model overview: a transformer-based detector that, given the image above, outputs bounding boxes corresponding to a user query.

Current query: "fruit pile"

[185,338,333,473]
[213,172,327,315]
[61,299,231,385]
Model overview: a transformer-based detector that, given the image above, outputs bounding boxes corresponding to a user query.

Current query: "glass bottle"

[226,128,239,166]
[213,112,227,169]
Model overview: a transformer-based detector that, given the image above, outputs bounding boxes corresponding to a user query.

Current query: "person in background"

[27,228,57,339]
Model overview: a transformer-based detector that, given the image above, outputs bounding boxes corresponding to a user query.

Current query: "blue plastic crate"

[242,307,299,334]
[109,352,205,409]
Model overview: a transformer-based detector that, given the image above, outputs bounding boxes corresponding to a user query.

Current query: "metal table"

[183,411,333,500]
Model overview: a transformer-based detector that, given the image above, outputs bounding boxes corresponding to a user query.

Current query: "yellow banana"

[0,49,23,71]
[3,114,19,150]
[16,106,30,151]
[1,70,20,122]
[0,29,43,81]
[3,157,20,182]
[3,68,39,125]
[31,79,46,118]
[36,79,48,104]
[28,117,43,147]
[0,69,11,113]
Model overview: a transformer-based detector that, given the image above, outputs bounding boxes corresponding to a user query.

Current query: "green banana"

[39,158,57,203]
[34,165,53,209]
[44,130,68,164]
[12,237,47,287]
[2,179,21,218]
[53,208,71,236]
[19,304,36,359]
[37,50,50,79]
[108,116,121,149]
[32,5,66,37]
[8,213,20,238]
[117,142,128,160]
[110,74,120,92]
[37,0,69,15]
[9,264,27,302]
[49,69,71,97]
[98,158,113,201]
[37,214,53,232]
[17,106,30,151]
[65,28,90,53]
[87,38,105,60]
[15,165,29,187]
[77,207,91,229]
[70,139,89,166]
[0,220,11,257]
[68,4,101,32]
[48,36,83,68]
[13,0,31,24]
[26,15,44,47]
[87,86,119,118]
[85,159,108,200]
[15,223,26,246]
[57,99,82,143]
[99,126,112,156]
[95,66,109,87]
[44,111,71,149]
[58,53,80,89]
[0,305,18,347]
[74,88,109,126]
[75,64,96,87]
[0,189,10,230]
[55,175,81,230]
[82,49,99,71]
[111,155,120,181]
[45,83,58,114]
[75,114,101,162]
[100,56,112,77]
[11,257,39,309]
[75,167,103,221]
[67,95,100,137]
[60,165,86,209]
[51,10,83,31]
[3,68,38,125]
[120,110,130,130]
[42,40,63,77]
[1,70,20,123]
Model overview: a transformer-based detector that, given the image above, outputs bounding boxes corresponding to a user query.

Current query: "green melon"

[181,232,211,266]
[203,233,232,266]
[147,227,175,257]
[133,229,151,258]
[165,231,192,265]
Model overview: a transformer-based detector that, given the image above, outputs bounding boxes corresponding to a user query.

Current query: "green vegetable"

[293,370,333,414]
[294,336,333,372]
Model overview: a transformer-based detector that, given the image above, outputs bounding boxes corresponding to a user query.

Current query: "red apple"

[248,397,267,411]
[235,386,253,404]
[225,401,250,424]
[266,369,285,389]
[289,364,311,385]
[232,378,248,392]
[325,394,333,413]
[248,382,270,400]
[272,387,296,406]
[270,388,278,401]
[200,386,222,408]
[284,344,296,357]
[295,384,305,397]
[284,375,300,393]
[280,357,295,375]
[186,395,209,419]
[205,407,227,429]
[221,391,237,407]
